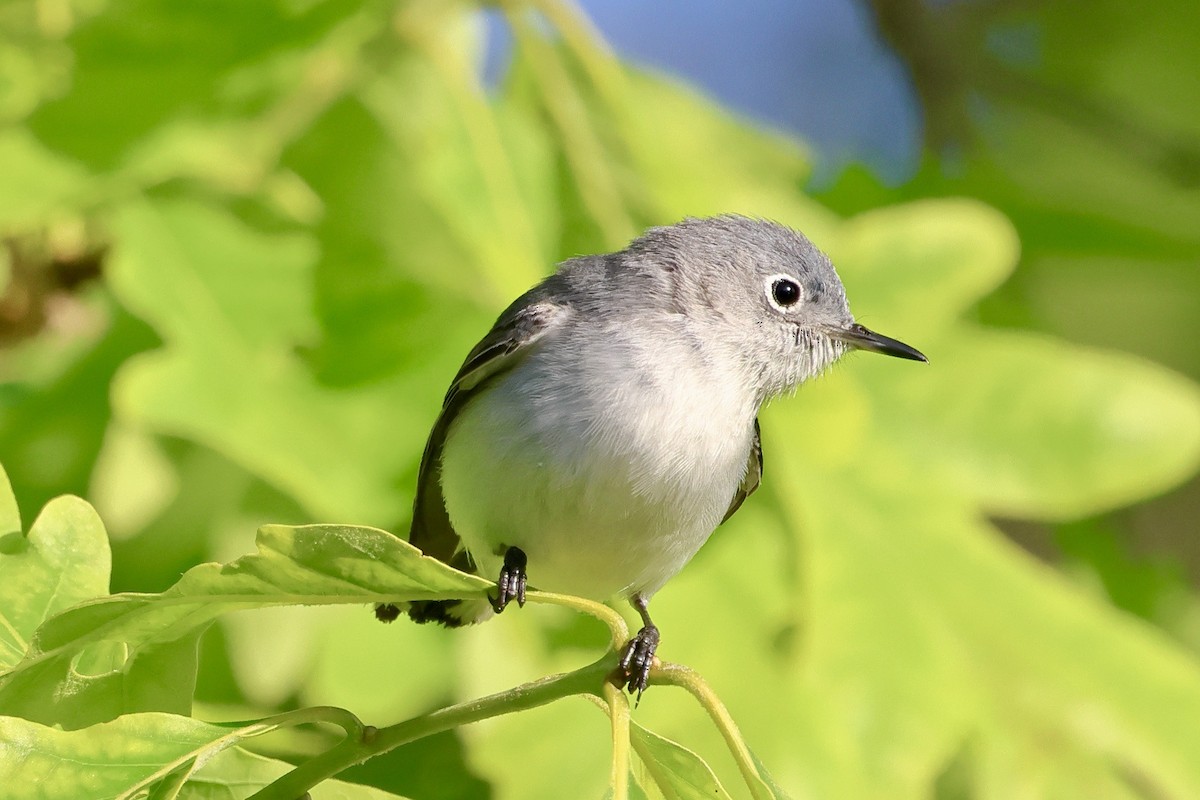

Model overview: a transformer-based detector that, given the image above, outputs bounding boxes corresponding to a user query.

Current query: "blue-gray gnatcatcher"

[377,215,925,694]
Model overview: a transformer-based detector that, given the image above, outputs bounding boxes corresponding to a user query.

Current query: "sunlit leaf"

[0,712,409,800]
[0,483,109,671]
[630,722,734,800]
[829,199,1019,337]
[634,194,1200,799]
[0,524,487,728]
[182,745,411,800]
[859,327,1200,519]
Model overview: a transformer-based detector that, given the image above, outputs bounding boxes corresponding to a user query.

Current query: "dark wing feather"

[721,417,762,524]
[408,300,567,568]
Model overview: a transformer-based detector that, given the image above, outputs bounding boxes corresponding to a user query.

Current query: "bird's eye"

[770,277,802,308]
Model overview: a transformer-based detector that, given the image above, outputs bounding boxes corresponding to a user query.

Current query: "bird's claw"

[489,546,528,614]
[617,624,660,701]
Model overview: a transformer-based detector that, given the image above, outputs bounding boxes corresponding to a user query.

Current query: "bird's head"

[629,215,926,399]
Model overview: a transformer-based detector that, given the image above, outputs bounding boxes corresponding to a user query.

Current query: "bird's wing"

[409,300,568,568]
[721,417,763,524]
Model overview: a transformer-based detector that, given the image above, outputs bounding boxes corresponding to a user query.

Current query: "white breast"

[439,317,757,603]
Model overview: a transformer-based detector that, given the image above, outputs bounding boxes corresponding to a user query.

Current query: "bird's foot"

[617,623,660,701]
[489,546,528,614]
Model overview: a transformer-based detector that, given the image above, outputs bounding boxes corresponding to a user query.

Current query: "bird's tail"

[375,596,493,627]
[374,547,494,627]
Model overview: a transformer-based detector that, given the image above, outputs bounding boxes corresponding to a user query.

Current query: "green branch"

[653,662,777,800]
[249,591,633,799]
[603,682,632,800]
[249,656,618,800]
[503,6,637,248]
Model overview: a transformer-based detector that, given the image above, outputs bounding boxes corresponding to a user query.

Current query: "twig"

[250,656,616,800]
[652,662,776,800]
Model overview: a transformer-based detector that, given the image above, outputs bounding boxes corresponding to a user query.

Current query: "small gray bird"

[378,216,925,694]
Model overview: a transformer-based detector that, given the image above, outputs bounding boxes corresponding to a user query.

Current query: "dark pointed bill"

[836,323,927,363]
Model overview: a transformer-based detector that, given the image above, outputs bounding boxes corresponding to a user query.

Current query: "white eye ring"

[766,274,804,311]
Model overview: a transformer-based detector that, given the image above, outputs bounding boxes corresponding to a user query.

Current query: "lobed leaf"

[856,327,1200,519]
[762,444,1200,797]
[829,199,1020,337]
[0,479,109,671]
[0,524,487,728]
[181,746,410,800]
[0,712,408,800]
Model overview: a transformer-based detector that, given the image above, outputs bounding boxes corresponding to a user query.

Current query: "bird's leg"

[489,545,528,614]
[617,593,660,700]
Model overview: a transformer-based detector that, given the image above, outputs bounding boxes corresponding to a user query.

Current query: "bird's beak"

[835,323,927,363]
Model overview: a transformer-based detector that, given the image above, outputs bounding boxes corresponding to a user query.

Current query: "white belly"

[439,330,756,603]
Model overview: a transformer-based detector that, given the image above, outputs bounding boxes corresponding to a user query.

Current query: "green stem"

[503,6,637,248]
[250,657,617,800]
[245,705,366,740]
[422,36,546,294]
[653,662,774,800]
[536,0,630,123]
[603,682,632,800]
[391,2,545,298]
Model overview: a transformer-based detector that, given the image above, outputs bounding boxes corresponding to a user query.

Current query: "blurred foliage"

[2,1,1200,798]
[833,0,1200,647]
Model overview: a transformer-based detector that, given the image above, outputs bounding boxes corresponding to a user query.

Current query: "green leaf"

[861,327,1200,519]
[829,199,1020,338]
[788,467,1200,799]
[0,712,237,800]
[628,193,1200,799]
[357,52,553,298]
[630,722,734,800]
[27,0,364,170]
[0,524,487,728]
[0,622,204,731]
[282,19,556,387]
[182,746,411,800]
[0,484,109,670]
[0,712,409,800]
